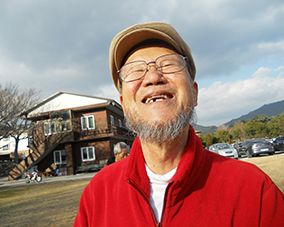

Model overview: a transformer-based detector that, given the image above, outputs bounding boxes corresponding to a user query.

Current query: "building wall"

[73,139,111,167]
[27,104,134,176]
[107,109,125,127]
[73,108,108,130]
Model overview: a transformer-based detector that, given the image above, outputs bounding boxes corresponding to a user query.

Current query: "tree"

[267,114,284,137]
[0,82,40,163]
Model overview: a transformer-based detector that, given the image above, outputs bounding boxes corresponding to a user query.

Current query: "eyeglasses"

[117,53,188,82]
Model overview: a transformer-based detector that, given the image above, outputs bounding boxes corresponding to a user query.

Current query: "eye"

[126,65,144,74]
[122,61,146,79]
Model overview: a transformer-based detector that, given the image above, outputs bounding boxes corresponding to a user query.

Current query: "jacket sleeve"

[74,184,93,227]
[260,182,284,227]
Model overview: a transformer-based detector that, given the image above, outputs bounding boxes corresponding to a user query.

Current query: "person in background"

[74,21,284,226]
[107,141,129,165]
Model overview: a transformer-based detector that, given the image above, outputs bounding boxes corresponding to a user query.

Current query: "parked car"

[241,139,275,158]
[232,142,246,157]
[208,143,238,159]
[271,136,284,151]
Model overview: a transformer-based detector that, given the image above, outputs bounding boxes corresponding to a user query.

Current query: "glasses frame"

[117,53,188,82]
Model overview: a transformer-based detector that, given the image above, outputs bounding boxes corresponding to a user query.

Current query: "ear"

[192,82,198,107]
[120,94,124,108]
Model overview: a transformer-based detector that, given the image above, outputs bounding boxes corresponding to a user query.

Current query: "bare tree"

[0,82,40,163]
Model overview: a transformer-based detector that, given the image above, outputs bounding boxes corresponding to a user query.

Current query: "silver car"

[241,139,275,158]
[208,143,238,159]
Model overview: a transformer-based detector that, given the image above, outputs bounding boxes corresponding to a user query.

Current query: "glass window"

[118,119,122,128]
[51,122,56,134]
[88,116,94,128]
[110,115,115,126]
[3,144,9,150]
[44,122,51,136]
[62,121,71,131]
[81,146,96,161]
[53,150,66,165]
[61,111,70,120]
[51,111,70,120]
[81,115,95,130]
[21,152,26,159]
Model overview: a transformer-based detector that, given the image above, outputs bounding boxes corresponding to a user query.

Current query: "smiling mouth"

[143,94,173,104]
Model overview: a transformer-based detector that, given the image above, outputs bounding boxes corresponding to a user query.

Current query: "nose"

[142,63,167,87]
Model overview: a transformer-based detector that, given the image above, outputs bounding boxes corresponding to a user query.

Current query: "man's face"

[120,44,198,134]
[115,148,129,162]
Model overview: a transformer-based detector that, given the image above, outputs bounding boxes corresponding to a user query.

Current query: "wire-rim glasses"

[117,53,188,82]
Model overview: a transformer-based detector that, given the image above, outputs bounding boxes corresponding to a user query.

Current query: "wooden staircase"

[8,131,75,181]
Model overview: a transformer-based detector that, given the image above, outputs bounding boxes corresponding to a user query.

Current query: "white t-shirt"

[145,164,177,222]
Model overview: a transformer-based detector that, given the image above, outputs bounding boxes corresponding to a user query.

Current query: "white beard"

[124,106,196,144]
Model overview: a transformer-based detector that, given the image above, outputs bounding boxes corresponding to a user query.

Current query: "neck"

[140,127,189,175]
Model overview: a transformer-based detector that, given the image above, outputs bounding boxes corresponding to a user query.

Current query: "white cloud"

[196,67,284,126]
[0,0,284,127]
[252,67,271,77]
[96,84,121,103]
[275,66,284,71]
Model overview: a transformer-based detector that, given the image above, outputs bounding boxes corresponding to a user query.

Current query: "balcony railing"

[77,124,134,138]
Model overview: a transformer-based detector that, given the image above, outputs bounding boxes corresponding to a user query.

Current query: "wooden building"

[8,91,134,181]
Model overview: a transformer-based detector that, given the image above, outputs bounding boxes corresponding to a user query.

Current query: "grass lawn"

[0,153,283,227]
[0,178,91,227]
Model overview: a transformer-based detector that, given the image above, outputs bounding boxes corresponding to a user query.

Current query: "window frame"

[80,115,95,130]
[80,146,96,162]
[118,119,122,128]
[53,150,66,165]
[43,122,51,136]
[110,115,115,126]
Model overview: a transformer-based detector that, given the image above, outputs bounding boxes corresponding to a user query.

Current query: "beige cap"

[109,21,196,93]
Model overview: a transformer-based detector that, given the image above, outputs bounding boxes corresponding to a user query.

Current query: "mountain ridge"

[193,99,284,134]
[224,99,284,126]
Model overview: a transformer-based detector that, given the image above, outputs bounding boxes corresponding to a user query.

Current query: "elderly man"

[107,142,129,165]
[75,22,284,226]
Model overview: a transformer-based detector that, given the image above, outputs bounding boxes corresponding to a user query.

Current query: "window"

[53,150,66,165]
[110,115,115,126]
[81,146,96,161]
[62,121,71,131]
[118,119,122,128]
[3,144,9,150]
[44,122,51,135]
[51,121,57,134]
[21,152,26,159]
[81,115,95,130]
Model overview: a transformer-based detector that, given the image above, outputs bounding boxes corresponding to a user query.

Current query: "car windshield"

[216,144,231,149]
[252,140,266,144]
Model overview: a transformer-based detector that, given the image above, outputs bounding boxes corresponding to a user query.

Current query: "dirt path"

[241,153,284,193]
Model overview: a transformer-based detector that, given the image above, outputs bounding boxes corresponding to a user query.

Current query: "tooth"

[145,95,169,104]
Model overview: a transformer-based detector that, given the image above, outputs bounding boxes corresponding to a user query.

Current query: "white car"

[208,143,238,159]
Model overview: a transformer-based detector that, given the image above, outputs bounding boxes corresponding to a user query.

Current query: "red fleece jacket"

[74,127,284,227]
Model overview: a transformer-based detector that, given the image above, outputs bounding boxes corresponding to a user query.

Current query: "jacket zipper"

[127,179,159,226]
[127,179,174,227]
[159,181,174,226]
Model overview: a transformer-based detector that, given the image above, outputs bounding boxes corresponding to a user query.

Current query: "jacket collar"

[125,125,205,203]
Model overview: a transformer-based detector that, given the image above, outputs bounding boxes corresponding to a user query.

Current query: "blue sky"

[1,0,283,126]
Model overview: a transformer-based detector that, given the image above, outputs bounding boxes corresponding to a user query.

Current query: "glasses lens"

[156,54,186,74]
[119,61,147,82]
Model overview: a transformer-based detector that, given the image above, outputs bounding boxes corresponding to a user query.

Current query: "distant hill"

[192,123,218,134]
[224,99,284,127]
[193,99,284,134]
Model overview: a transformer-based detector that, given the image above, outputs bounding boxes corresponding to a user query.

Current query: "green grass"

[0,178,91,227]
